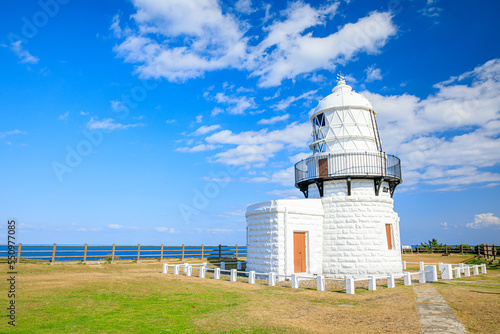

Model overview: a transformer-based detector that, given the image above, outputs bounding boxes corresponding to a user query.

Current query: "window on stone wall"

[385,224,393,250]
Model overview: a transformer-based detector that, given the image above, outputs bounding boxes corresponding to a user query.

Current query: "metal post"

[82,243,87,262]
[200,267,206,278]
[214,268,221,280]
[387,274,395,288]
[162,264,168,274]
[111,244,116,262]
[368,276,376,290]
[16,243,22,264]
[248,271,255,284]
[160,244,164,262]
[419,270,426,283]
[269,273,276,286]
[137,244,141,262]
[345,276,355,295]
[181,244,185,261]
[186,266,192,277]
[404,272,412,286]
[174,265,180,275]
[230,269,237,282]
[317,275,325,291]
[291,274,299,289]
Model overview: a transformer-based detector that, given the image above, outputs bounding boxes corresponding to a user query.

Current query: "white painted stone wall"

[246,199,324,276]
[321,180,402,276]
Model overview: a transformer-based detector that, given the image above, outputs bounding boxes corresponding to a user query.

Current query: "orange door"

[319,158,328,177]
[294,232,307,273]
[385,224,393,250]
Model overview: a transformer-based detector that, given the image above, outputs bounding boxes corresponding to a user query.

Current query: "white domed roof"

[310,79,374,119]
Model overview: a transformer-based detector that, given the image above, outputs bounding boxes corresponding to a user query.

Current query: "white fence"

[162,261,487,295]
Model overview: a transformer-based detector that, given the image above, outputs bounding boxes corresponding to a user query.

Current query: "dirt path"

[414,286,466,333]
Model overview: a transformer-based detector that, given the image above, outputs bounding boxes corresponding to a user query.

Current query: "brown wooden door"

[318,158,328,177]
[385,224,393,250]
[294,232,306,273]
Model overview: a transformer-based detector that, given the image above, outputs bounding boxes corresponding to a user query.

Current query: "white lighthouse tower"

[246,75,403,277]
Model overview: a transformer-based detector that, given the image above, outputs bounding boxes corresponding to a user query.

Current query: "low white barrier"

[161,260,487,295]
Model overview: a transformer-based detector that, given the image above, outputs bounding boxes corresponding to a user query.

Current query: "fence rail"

[403,244,497,259]
[0,244,247,264]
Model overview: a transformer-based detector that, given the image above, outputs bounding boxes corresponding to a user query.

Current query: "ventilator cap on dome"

[310,74,374,119]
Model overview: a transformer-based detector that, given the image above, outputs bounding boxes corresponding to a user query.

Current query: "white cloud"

[155,227,177,233]
[248,8,396,87]
[196,115,203,123]
[112,2,397,87]
[257,114,289,125]
[58,111,69,120]
[365,65,382,82]
[272,90,317,111]
[364,58,500,188]
[212,91,256,115]
[205,122,309,165]
[166,119,176,124]
[10,41,39,64]
[466,213,500,229]
[87,117,144,131]
[440,222,448,230]
[176,144,220,152]
[80,111,89,116]
[108,224,123,229]
[0,129,26,139]
[266,188,302,198]
[113,0,247,82]
[192,124,221,135]
[235,0,254,14]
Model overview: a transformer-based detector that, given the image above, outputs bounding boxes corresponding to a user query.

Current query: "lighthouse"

[246,75,403,277]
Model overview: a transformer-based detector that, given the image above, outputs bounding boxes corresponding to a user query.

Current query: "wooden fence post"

[160,244,164,262]
[235,244,238,258]
[201,244,204,259]
[83,244,87,262]
[137,244,141,262]
[477,244,481,256]
[219,244,222,259]
[445,245,448,254]
[460,244,464,255]
[181,244,185,261]
[493,245,497,260]
[111,244,116,262]
[52,243,57,262]
[16,243,22,264]
[430,245,433,254]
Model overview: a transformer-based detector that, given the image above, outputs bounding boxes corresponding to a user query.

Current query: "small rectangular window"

[385,224,393,250]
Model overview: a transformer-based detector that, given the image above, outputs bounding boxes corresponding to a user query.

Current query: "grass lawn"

[1,255,498,333]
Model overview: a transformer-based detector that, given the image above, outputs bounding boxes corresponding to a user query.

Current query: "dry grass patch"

[434,271,500,333]
[1,262,421,333]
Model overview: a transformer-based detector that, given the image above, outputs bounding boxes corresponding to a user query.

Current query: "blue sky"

[1,0,499,246]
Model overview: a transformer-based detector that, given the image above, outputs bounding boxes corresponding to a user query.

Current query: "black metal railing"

[295,152,402,186]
